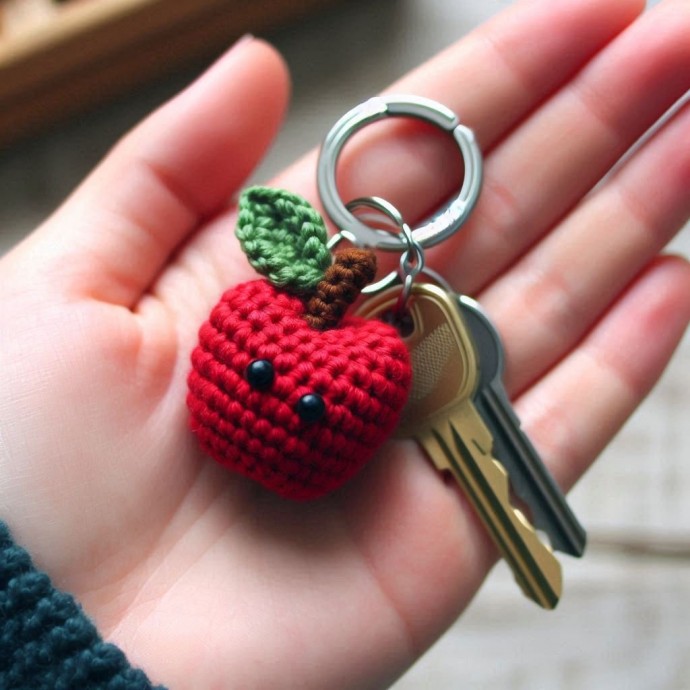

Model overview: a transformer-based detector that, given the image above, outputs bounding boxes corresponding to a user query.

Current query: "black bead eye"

[296,393,326,424]
[246,359,274,390]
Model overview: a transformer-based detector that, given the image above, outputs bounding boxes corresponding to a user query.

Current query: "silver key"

[359,283,563,608]
[458,295,586,557]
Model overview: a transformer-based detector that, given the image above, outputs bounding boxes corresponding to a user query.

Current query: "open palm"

[1,1,689,688]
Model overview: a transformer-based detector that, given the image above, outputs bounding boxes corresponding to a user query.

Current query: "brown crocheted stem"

[304,248,377,330]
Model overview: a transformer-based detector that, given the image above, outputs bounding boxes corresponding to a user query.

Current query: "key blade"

[458,296,587,558]
[427,411,563,609]
[482,386,587,557]
[359,285,563,608]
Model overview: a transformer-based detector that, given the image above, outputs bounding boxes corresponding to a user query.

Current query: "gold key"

[359,282,562,609]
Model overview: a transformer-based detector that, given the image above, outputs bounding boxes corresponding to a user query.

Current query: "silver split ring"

[341,196,424,297]
[317,95,483,251]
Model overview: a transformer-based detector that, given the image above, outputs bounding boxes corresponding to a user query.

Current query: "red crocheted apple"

[187,187,412,500]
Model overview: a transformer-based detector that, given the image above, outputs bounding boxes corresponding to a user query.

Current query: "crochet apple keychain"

[187,187,412,499]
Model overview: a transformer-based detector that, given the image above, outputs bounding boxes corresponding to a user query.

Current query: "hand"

[1,1,688,688]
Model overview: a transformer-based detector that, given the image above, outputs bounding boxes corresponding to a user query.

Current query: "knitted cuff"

[0,522,166,690]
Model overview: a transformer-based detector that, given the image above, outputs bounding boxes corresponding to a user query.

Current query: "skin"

[0,0,689,687]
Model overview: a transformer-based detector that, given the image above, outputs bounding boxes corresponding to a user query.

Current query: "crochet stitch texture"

[187,279,412,499]
[304,247,377,329]
[236,187,332,292]
[0,522,164,690]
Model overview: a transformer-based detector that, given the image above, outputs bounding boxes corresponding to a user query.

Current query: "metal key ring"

[327,195,407,251]
[393,227,424,317]
[339,196,426,296]
[317,95,483,251]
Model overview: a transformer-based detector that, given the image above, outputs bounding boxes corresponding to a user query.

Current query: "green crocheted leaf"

[236,187,332,292]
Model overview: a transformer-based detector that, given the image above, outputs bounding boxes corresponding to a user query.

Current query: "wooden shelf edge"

[0,0,341,149]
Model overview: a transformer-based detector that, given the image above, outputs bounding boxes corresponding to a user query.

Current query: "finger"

[28,37,290,306]
[271,0,643,218]
[483,98,690,394]
[440,0,690,292]
[180,0,642,301]
[516,255,690,492]
[341,252,690,662]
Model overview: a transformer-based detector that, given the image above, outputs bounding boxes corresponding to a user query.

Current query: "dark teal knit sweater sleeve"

[0,522,167,690]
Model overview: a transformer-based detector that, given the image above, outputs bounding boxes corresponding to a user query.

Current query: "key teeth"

[513,506,561,609]
[485,450,559,562]
[490,461,547,546]
[483,387,587,558]
[445,420,563,610]
[486,456,563,609]
[459,295,587,559]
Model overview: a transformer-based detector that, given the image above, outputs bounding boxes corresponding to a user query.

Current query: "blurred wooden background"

[0,1,688,688]
[0,0,344,147]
